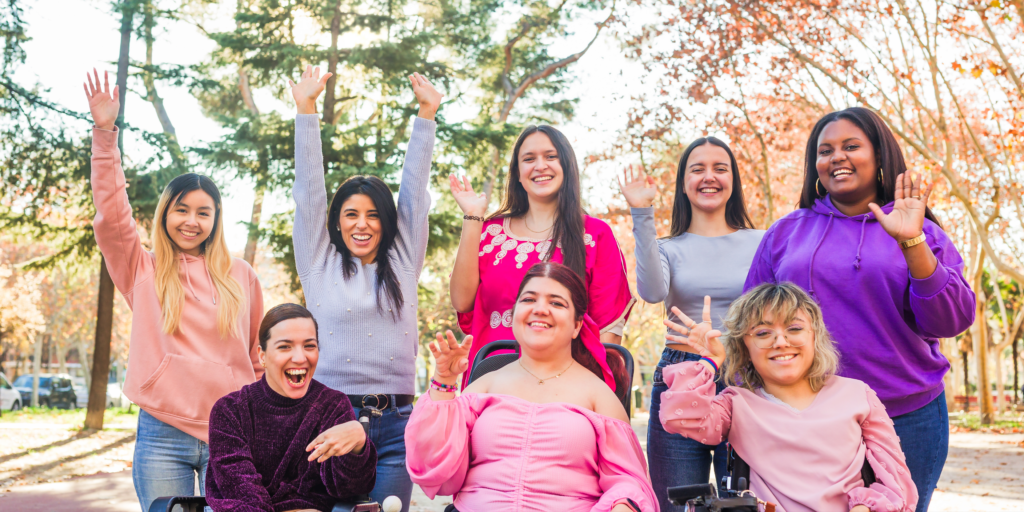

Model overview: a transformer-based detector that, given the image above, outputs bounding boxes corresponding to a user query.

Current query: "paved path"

[1,416,1020,512]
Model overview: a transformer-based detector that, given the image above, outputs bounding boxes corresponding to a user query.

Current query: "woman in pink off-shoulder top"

[658,283,917,512]
[406,262,656,512]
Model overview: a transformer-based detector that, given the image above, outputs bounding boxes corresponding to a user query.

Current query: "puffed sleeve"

[743,225,777,292]
[320,399,377,499]
[907,222,975,338]
[586,218,635,333]
[658,362,733,445]
[847,388,919,512]
[404,393,481,498]
[205,396,274,512]
[590,417,659,512]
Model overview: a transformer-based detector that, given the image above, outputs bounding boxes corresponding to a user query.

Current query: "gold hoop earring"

[815,178,826,196]
[877,168,883,182]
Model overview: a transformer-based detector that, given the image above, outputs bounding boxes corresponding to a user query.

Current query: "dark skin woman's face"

[815,119,879,215]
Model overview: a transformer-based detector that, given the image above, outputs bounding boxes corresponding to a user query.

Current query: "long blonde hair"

[152,173,245,338]
[721,282,840,392]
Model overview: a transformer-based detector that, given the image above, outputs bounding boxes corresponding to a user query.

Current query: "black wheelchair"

[667,443,878,511]
[148,408,386,512]
[465,339,635,416]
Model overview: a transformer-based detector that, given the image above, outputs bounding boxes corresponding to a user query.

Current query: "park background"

[0,0,1023,510]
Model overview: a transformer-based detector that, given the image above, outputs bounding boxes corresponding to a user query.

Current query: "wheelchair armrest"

[331,495,380,512]
[148,496,208,512]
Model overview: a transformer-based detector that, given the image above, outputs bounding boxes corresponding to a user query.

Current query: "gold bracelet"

[898,233,926,250]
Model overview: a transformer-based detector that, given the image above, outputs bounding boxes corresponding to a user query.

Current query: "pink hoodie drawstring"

[180,252,217,304]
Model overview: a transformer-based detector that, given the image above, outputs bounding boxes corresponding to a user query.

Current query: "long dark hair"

[799,107,942,227]
[670,137,754,236]
[258,303,319,351]
[490,126,588,281]
[516,262,630,400]
[327,176,404,318]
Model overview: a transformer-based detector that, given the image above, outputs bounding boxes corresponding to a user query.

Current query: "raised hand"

[288,65,333,115]
[83,69,119,131]
[305,420,366,463]
[663,296,725,368]
[409,72,442,121]
[868,171,934,243]
[618,165,657,208]
[429,330,473,385]
[448,174,488,218]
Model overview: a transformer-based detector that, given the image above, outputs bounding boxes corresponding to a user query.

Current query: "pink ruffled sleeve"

[590,417,659,512]
[847,388,919,512]
[404,393,480,498]
[658,362,732,445]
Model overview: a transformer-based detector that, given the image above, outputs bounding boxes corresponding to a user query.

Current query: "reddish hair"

[515,262,630,399]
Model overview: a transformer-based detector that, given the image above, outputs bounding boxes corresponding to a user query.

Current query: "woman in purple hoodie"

[744,107,974,512]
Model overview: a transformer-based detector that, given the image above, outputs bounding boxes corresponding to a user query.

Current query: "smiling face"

[511,276,582,354]
[517,132,564,203]
[683,143,734,215]
[815,118,879,207]
[258,317,319,399]
[164,189,217,257]
[338,193,381,265]
[743,309,816,389]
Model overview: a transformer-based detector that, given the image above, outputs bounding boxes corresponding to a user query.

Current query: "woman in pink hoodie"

[85,70,264,512]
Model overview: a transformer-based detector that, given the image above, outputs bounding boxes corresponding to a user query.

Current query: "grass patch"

[949,412,1024,432]
[0,406,139,426]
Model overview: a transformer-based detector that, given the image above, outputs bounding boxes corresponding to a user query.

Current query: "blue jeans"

[133,409,210,512]
[891,391,948,512]
[647,348,728,511]
[353,398,414,512]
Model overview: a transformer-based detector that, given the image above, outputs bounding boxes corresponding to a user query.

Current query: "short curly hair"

[721,283,840,392]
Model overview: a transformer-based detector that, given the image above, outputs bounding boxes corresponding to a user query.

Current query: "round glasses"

[744,326,810,349]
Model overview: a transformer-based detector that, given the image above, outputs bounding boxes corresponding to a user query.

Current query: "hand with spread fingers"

[288,65,334,115]
[305,419,367,463]
[868,171,935,243]
[448,174,488,218]
[618,165,657,209]
[429,330,473,389]
[663,296,725,369]
[409,72,442,121]
[83,68,119,131]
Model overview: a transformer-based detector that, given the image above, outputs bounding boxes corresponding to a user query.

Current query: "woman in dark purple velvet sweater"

[206,303,377,512]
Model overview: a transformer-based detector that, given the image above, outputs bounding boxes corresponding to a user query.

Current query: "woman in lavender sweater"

[206,303,376,512]
[288,66,441,511]
[744,107,975,511]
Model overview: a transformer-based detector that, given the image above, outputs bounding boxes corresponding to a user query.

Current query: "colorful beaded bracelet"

[430,379,458,393]
[700,356,719,373]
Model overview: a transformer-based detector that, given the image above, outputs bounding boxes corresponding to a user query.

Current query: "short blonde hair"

[721,283,840,392]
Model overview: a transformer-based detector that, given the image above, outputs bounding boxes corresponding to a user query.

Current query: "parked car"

[72,378,130,409]
[0,373,22,411]
[13,373,77,409]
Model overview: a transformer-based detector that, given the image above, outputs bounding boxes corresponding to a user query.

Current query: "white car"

[73,378,130,409]
[1,373,22,411]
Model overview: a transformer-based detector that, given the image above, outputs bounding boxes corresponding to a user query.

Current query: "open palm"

[429,330,473,382]
[663,296,725,368]
[868,171,934,242]
[409,72,442,120]
[83,69,119,131]
[288,65,333,114]
[449,174,488,217]
[618,165,657,208]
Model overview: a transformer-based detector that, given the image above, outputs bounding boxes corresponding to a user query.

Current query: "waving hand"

[663,296,725,368]
[83,69,119,131]
[289,65,333,115]
[618,165,657,208]
[868,171,934,243]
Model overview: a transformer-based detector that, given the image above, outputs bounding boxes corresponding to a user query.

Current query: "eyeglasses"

[743,326,810,349]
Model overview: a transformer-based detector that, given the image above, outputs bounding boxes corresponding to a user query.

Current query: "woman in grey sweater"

[289,65,441,512]
[618,137,763,511]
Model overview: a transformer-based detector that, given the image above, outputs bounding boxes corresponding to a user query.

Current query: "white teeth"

[180,231,198,237]
[533,176,553,182]
[832,170,853,176]
[285,369,307,374]
[771,354,796,361]
[352,234,371,240]
[699,188,719,193]
[528,322,550,328]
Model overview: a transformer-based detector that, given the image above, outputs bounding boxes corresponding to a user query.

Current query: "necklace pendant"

[538,380,544,384]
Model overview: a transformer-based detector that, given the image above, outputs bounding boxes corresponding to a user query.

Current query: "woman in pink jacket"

[658,283,917,512]
[406,262,656,512]
[85,70,264,512]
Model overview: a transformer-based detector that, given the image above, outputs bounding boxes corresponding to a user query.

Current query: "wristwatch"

[898,233,926,250]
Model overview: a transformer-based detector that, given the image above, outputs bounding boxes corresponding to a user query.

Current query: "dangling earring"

[260,359,266,368]
[877,168,883,182]
[815,178,826,196]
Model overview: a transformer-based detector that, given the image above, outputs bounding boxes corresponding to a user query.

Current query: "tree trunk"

[242,179,265,265]
[1014,336,1020,405]
[141,0,185,170]
[322,0,342,125]
[961,350,969,412]
[995,343,1005,413]
[974,303,994,424]
[31,333,42,407]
